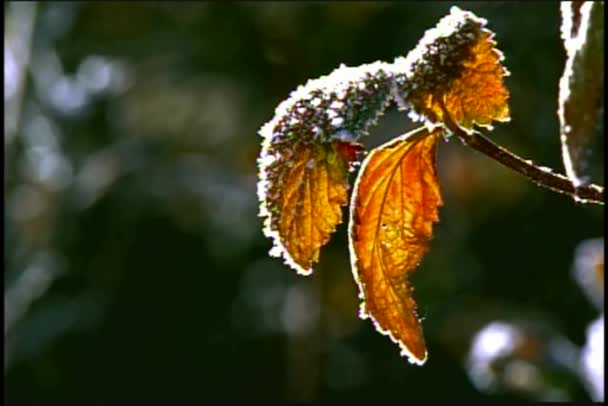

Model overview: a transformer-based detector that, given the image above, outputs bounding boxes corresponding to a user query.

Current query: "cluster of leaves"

[257,5,603,365]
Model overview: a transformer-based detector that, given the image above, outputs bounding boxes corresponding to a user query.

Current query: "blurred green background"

[4,1,604,401]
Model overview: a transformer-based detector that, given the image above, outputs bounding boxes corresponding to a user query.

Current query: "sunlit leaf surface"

[437,30,510,130]
[258,138,362,275]
[349,127,443,364]
[394,6,510,131]
[257,59,394,275]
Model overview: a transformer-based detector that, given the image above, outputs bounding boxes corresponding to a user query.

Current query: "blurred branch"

[4,1,38,180]
[4,252,60,371]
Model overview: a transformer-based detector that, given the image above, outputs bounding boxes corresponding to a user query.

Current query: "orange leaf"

[259,138,362,275]
[395,6,510,131]
[349,127,443,364]
[436,30,510,130]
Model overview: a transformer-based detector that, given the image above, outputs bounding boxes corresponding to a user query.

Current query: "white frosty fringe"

[558,1,596,188]
[256,5,514,364]
[258,7,509,337]
[256,122,313,276]
[256,59,400,275]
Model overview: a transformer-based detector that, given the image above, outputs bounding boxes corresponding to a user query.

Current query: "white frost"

[331,117,344,127]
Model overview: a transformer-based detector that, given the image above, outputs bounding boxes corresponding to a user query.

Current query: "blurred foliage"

[4,1,603,401]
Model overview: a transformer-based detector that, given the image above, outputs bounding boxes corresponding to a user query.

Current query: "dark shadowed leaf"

[559,1,604,188]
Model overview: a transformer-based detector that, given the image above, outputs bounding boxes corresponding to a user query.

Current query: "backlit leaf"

[257,60,395,275]
[349,127,443,365]
[258,137,363,275]
[437,29,510,130]
[394,6,510,131]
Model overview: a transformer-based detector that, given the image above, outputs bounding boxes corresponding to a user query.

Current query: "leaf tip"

[259,214,321,276]
[402,346,428,366]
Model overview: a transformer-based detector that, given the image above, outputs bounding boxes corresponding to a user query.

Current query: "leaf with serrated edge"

[258,138,362,275]
[398,7,510,132]
[426,29,510,131]
[349,127,443,365]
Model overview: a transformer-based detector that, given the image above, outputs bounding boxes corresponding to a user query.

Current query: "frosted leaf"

[391,6,510,130]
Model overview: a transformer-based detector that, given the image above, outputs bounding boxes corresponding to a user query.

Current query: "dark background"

[4,1,604,401]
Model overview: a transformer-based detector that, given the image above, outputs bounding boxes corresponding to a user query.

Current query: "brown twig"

[439,103,604,206]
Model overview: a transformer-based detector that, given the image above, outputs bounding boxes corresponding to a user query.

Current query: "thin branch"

[439,103,604,206]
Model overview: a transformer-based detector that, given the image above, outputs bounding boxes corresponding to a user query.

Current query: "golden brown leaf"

[259,138,362,275]
[349,127,443,364]
[424,30,509,130]
[397,7,510,131]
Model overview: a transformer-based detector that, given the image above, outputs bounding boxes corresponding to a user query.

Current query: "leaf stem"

[438,104,604,205]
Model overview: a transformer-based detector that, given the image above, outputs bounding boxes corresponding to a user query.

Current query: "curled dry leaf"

[349,127,443,365]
